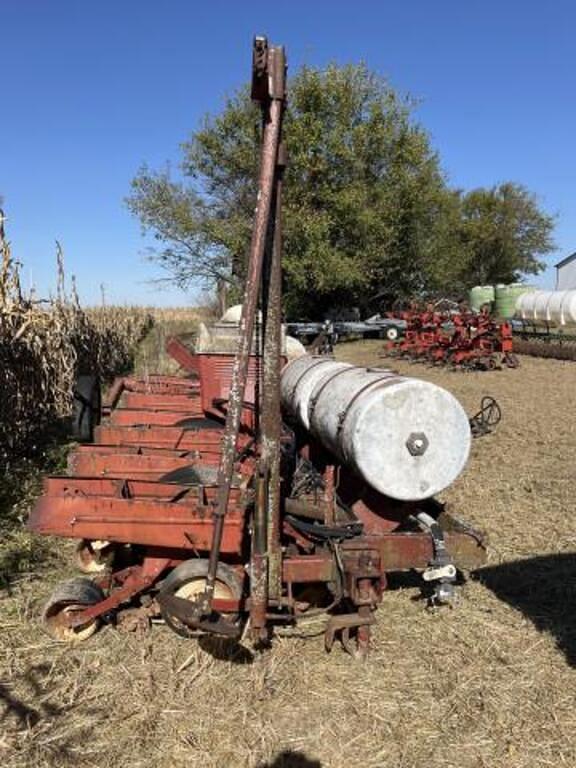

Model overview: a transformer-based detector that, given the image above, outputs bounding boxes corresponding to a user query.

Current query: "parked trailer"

[286,318,407,346]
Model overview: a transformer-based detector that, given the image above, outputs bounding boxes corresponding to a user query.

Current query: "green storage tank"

[469,285,495,313]
[494,283,533,319]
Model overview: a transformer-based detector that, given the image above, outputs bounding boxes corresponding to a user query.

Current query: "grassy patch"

[0,444,70,591]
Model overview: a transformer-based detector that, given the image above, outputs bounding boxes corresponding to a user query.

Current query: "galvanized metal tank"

[281,356,471,502]
[515,289,576,326]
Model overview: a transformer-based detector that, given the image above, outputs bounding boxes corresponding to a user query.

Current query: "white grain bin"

[281,356,471,502]
[515,290,576,326]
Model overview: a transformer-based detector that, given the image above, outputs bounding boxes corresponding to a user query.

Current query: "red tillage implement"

[28,37,486,656]
[384,305,518,370]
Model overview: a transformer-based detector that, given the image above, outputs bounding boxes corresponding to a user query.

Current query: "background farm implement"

[381,305,518,370]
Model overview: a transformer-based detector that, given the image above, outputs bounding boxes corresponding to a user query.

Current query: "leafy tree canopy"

[457,182,554,287]
[127,64,555,318]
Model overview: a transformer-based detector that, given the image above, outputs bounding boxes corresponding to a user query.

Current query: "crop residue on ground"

[1,340,575,768]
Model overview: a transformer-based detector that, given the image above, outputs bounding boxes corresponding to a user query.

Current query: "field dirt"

[1,340,576,768]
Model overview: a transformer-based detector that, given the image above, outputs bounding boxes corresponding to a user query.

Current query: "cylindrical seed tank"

[515,289,576,326]
[281,356,471,502]
[281,356,351,430]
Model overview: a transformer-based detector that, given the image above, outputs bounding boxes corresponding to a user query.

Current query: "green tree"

[127,66,555,317]
[127,64,461,317]
[457,183,555,287]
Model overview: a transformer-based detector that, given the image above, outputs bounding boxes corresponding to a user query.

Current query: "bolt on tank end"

[405,432,429,456]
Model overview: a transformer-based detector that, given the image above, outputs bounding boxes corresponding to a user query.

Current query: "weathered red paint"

[29,38,487,653]
[68,452,220,479]
[109,408,204,427]
[29,495,245,553]
[166,336,200,374]
[94,425,236,450]
[43,476,246,500]
[71,444,221,458]
[342,531,485,571]
[282,555,335,583]
[120,392,201,411]
[66,557,172,627]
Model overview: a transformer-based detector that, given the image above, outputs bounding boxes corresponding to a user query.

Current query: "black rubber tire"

[72,375,101,443]
[43,578,105,642]
[159,560,242,639]
[385,325,400,342]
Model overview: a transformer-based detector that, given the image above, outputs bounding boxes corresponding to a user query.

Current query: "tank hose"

[285,514,363,541]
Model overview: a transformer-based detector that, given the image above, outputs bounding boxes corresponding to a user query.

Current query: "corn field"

[0,223,153,462]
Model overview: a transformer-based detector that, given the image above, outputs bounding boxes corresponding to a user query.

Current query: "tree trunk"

[217,278,228,317]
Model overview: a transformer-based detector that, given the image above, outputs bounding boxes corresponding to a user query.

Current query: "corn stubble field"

[1,321,576,767]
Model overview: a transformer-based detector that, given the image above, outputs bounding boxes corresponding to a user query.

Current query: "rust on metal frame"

[109,409,204,427]
[29,496,245,553]
[120,392,200,411]
[261,132,287,601]
[252,41,288,632]
[204,36,287,626]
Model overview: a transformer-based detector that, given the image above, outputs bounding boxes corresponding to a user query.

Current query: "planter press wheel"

[43,578,105,642]
[72,374,101,443]
[159,559,242,639]
[75,539,114,574]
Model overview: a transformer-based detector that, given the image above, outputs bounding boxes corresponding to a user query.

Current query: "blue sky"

[1,1,573,306]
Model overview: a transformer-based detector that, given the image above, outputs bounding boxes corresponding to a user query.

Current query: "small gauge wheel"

[43,578,105,642]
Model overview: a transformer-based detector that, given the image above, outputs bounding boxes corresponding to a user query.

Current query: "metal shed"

[556,252,576,290]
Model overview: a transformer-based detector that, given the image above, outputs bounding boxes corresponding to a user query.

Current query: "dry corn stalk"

[0,222,152,462]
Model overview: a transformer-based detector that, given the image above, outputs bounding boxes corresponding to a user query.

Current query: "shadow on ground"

[198,635,255,664]
[474,553,576,666]
[0,661,109,766]
[257,750,322,768]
